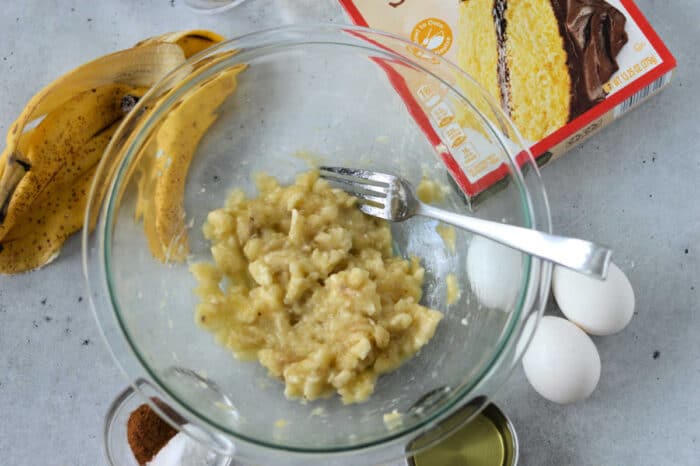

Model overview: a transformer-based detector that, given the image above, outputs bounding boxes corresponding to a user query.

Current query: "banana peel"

[136,29,225,57]
[0,84,146,272]
[134,62,245,262]
[0,30,228,274]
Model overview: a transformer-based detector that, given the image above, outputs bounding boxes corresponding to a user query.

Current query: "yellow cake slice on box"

[458,0,628,141]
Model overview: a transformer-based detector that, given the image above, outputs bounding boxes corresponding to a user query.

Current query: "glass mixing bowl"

[83,25,552,465]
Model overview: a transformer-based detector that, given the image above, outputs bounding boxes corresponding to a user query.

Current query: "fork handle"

[417,203,612,279]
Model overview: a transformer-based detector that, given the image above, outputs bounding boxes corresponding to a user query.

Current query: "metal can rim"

[405,402,519,466]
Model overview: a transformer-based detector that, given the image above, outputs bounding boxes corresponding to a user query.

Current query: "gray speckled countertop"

[0,1,698,465]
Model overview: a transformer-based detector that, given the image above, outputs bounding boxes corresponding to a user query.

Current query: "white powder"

[146,431,211,466]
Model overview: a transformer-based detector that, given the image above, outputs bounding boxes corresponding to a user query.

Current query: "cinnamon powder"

[127,401,178,465]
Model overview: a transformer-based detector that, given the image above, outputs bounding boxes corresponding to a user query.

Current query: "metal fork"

[319,167,612,279]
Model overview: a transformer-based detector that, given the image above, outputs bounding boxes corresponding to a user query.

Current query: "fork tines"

[319,167,392,186]
[318,167,390,207]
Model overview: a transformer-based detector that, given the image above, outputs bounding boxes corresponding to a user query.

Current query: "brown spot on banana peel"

[121,94,140,114]
[92,114,128,139]
[10,156,30,171]
[0,154,30,223]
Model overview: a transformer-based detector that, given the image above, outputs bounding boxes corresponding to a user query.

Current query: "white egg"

[522,316,601,404]
[553,262,635,336]
[466,236,523,312]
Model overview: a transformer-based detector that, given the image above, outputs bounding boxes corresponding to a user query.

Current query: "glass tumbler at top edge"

[184,0,248,14]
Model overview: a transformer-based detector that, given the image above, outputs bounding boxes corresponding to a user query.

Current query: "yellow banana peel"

[134,62,246,262]
[0,30,233,274]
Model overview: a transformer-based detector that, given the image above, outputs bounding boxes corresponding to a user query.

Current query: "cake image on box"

[457,0,629,141]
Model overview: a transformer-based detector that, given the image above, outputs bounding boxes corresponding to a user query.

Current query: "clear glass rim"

[84,24,552,456]
[184,0,248,15]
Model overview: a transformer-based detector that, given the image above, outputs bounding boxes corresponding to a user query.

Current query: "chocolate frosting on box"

[550,0,629,118]
[483,0,628,121]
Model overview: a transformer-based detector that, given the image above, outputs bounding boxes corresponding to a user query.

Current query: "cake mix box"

[338,0,676,202]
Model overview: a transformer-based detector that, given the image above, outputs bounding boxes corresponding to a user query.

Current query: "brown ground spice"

[127,401,178,465]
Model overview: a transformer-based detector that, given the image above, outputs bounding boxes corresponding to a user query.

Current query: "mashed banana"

[416,177,446,204]
[191,171,442,404]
